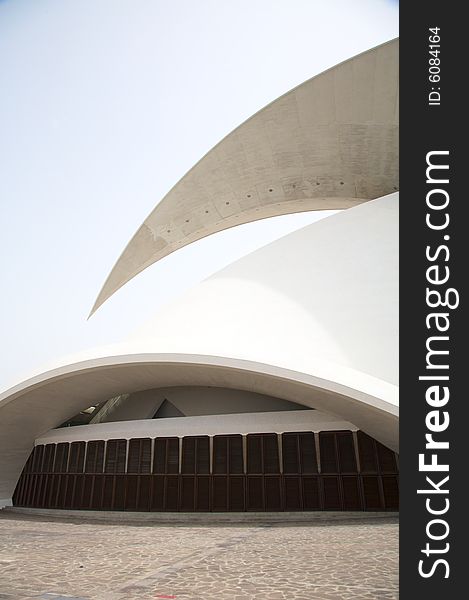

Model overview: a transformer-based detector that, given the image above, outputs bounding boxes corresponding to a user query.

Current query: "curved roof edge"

[0,352,398,501]
[91,38,398,315]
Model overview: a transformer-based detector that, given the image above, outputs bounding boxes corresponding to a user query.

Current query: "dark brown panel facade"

[13,430,398,512]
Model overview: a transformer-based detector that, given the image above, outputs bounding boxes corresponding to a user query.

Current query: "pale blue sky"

[0,0,398,391]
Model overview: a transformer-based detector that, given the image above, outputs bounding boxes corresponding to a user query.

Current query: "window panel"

[337,432,357,473]
[357,432,379,473]
[68,442,85,473]
[319,433,338,473]
[105,439,127,474]
[53,443,69,473]
[196,476,210,511]
[382,475,399,510]
[299,433,317,474]
[362,476,383,510]
[342,475,362,510]
[322,476,342,510]
[376,442,398,473]
[85,441,105,473]
[282,434,299,474]
[212,476,228,511]
[284,476,302,511]
[229,476,245,511]
[302,476,320,510]
[247,476,263,511]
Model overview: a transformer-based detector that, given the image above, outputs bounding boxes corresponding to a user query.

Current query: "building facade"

[0,39,399,512]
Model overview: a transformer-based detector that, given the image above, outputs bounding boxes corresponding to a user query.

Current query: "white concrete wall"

[0,195,399,504]
[98,386,309,422]
[38,409,356,444]
[130,194,398,388]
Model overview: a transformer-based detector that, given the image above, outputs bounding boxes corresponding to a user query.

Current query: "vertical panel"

[337,432,358,473]
[20,474,30,506]
[54,443,69,473]
[264,476,282,511]
[82,474,94,509]
[165,475,179,510]
[180,476,195,511]
[247,476,263,511]
[43,444,56,473]
[342,475,363,510]
[29,474,39,507]
[125,475,138,510]
[140,439,152,474]
[12,474,24,506]
[263,434,280,474]
[229,476,245,511]
[213,436,228,474]
[21,474,29,506]
[247,435,262,474]
[376,442,398,473]
[137,475,151,511]
[68,442,85,473]
[56,474,67,508]
[181,438,196,474]
[282,433,299,474]
[38,474,50,509]
[362,475,383,510]
[48,475,59,508]
[23,451,34,474]
[127,438,152,474]
[357,432,379,473]
[196,437,210,474]
[13,474,24,506]
[72,475,84,509]
[31,473,42,507]
[382,475,399,510]
[85,441,104,473]
[229,436,244,474]
[151,475,164,511]
[319,433,338,473]
[212,476,228,511]
[167,438,179,474]
[302,476,320,510]
[284,476,302,511]
[91,475,104,509]
[322,476,342,510]
[46,475,55,508]
[113,475,126,510]
[105,439,127,474]
[32,445,44,472]
[196,476,210,511]
[153,438,167,474]
[128,439,141,473]
[102,475,114,510]
[299,433,317,474]
[64,475,75,509]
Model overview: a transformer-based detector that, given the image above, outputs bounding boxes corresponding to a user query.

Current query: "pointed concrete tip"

[89,38,399,316]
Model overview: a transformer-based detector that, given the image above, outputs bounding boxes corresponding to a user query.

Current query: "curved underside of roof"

[91,38,398,315]
[0,352,398,504]
[0,194,398,502]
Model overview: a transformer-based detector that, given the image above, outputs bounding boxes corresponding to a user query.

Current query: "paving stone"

[0,512,398,599]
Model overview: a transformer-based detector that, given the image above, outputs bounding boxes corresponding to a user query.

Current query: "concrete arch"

[0,351,398,507]
[91,38,398,315]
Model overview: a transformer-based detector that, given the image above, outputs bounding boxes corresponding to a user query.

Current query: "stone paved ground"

[0,511,398,600]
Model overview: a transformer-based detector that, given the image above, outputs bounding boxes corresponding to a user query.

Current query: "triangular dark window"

[152,399,185,419]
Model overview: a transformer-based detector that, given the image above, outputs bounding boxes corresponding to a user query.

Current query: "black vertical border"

[400,3,465,597]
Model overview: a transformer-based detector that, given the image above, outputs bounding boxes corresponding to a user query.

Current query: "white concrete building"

[0,39,398,513]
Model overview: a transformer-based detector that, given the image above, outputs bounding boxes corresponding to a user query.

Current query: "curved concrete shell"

[0,194,398,507]
[91,38,398,315]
